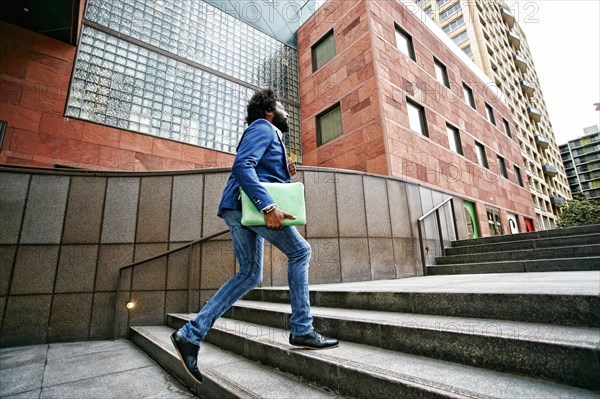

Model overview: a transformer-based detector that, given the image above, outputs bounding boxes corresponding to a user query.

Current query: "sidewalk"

[0,339,194,399]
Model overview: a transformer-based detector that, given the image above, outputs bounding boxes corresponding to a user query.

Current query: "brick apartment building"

[0,0,536,236]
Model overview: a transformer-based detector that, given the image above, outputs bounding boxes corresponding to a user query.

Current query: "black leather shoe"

[289,330,339,349]
[170,331,203,384]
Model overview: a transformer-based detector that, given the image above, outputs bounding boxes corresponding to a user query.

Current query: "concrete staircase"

[129,273,600,398]
[429,224,600,275]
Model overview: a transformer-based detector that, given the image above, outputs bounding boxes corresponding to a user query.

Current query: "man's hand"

[264,208,296,230]
[288,158,297,177]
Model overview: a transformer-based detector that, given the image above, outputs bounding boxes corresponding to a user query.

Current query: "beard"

[272,112,289,133]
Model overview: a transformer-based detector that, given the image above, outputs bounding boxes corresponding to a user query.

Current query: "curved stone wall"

[0,166,465,346]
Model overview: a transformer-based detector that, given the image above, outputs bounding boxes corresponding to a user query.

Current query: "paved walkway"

[0,339,194,399]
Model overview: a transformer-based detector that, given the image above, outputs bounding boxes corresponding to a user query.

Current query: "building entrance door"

[463,200,479,238]
[486,207,503,236]
[507,213,519,234]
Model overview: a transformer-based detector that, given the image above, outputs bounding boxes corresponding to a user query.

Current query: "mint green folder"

[240,182,306,226]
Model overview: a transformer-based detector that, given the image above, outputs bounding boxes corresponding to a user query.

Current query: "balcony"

[527,107,542,123]
[507,30,521,50]
[501,7,516,28]
[535,135,550,149]
[550,196,566,206]
[514,54,527,73]
[543,165,559,177]
[521,80,535,97]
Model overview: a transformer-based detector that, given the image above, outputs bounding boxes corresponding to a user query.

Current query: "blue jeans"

[179,209,314,345]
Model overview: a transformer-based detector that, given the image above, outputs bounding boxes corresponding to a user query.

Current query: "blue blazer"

[217,119,291,217]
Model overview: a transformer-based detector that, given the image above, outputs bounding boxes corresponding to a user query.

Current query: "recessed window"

[447,124,463,155]
[502,118,512,138]
[395,25,416,61]
[485,103,496,125]
[514,165,524,186]
[434,58,450,89]
[317,103,343,146]
[463,83,475,108]
[406,98,429,137]
[312,30,336,71]
[475,141,488,168]
[497,155,508,178]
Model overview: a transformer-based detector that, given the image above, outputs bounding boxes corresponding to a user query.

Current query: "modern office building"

[560,125,600,201]
[0,0,536,236]
[414,0,571,229]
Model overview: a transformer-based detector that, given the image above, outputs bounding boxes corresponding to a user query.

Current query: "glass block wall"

[66,0,303,160]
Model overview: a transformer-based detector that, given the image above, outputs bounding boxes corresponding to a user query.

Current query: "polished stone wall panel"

[363,175,392,237]
[170,175,204,242]
[101,178,140,244]
[0,173,30,244]
[55,245,99,294]
[335,173,367,237]
[62,177,106,244]
[1,295,52,346]
[0,245,17,296]
[20,175,69,244]
[47,293,93,342]
[136,177,172,243]
[304,171,338,238]
[95,244,135,292]
[10,245,60,295]
[339,238,370,282]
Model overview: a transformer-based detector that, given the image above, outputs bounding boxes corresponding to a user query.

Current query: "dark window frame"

[446,123,464,155]
[434,57,451,89]
[316,102,343,146]
[475,141,489,169]
[406,97,429,137]
[394,24,416,61]
[312,29,336,72]
[497,155,508,178]
[514,165,524,186]
[502,118,512,138]
[463,83,476,109]
[485,102,496,125]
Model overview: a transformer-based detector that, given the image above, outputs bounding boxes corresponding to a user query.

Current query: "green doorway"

[463,200,479,239]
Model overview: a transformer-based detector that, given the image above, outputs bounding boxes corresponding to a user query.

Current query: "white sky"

[509,0,600,144]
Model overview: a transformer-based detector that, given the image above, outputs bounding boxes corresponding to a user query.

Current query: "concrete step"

[436,244,600,264]
[167,315,600,399]
[242,278,600,328]
[445,234,600,256]
[217,300,600,390]
[129,325,340,399]
[451,224,600,247]
[427,257,600,276]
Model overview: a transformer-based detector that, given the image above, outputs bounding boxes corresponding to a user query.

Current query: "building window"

[463,83,475,108]
[434,58,450,88]
[312,30,336,71]
[475,141,488,168]
[447,124,463,155]
[462,45,472,56]
[440,3,461,21]
[498,155,508,178]
[442,16,465,34]
[317,103,343,146]
[395,25,416,61]
[406,99,429,137]
[485,103,496,125]
[502,118,512,138]
[451,30,469,46]
[514,165,524,186]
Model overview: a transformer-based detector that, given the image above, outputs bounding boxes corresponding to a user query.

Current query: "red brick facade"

[0,22,234,171]
[297,0,537,234]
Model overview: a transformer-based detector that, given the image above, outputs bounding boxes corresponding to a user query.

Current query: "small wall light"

[125,301,135,310]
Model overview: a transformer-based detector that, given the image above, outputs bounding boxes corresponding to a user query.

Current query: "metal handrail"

[113,228,229,338]
[417,197,459,276]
